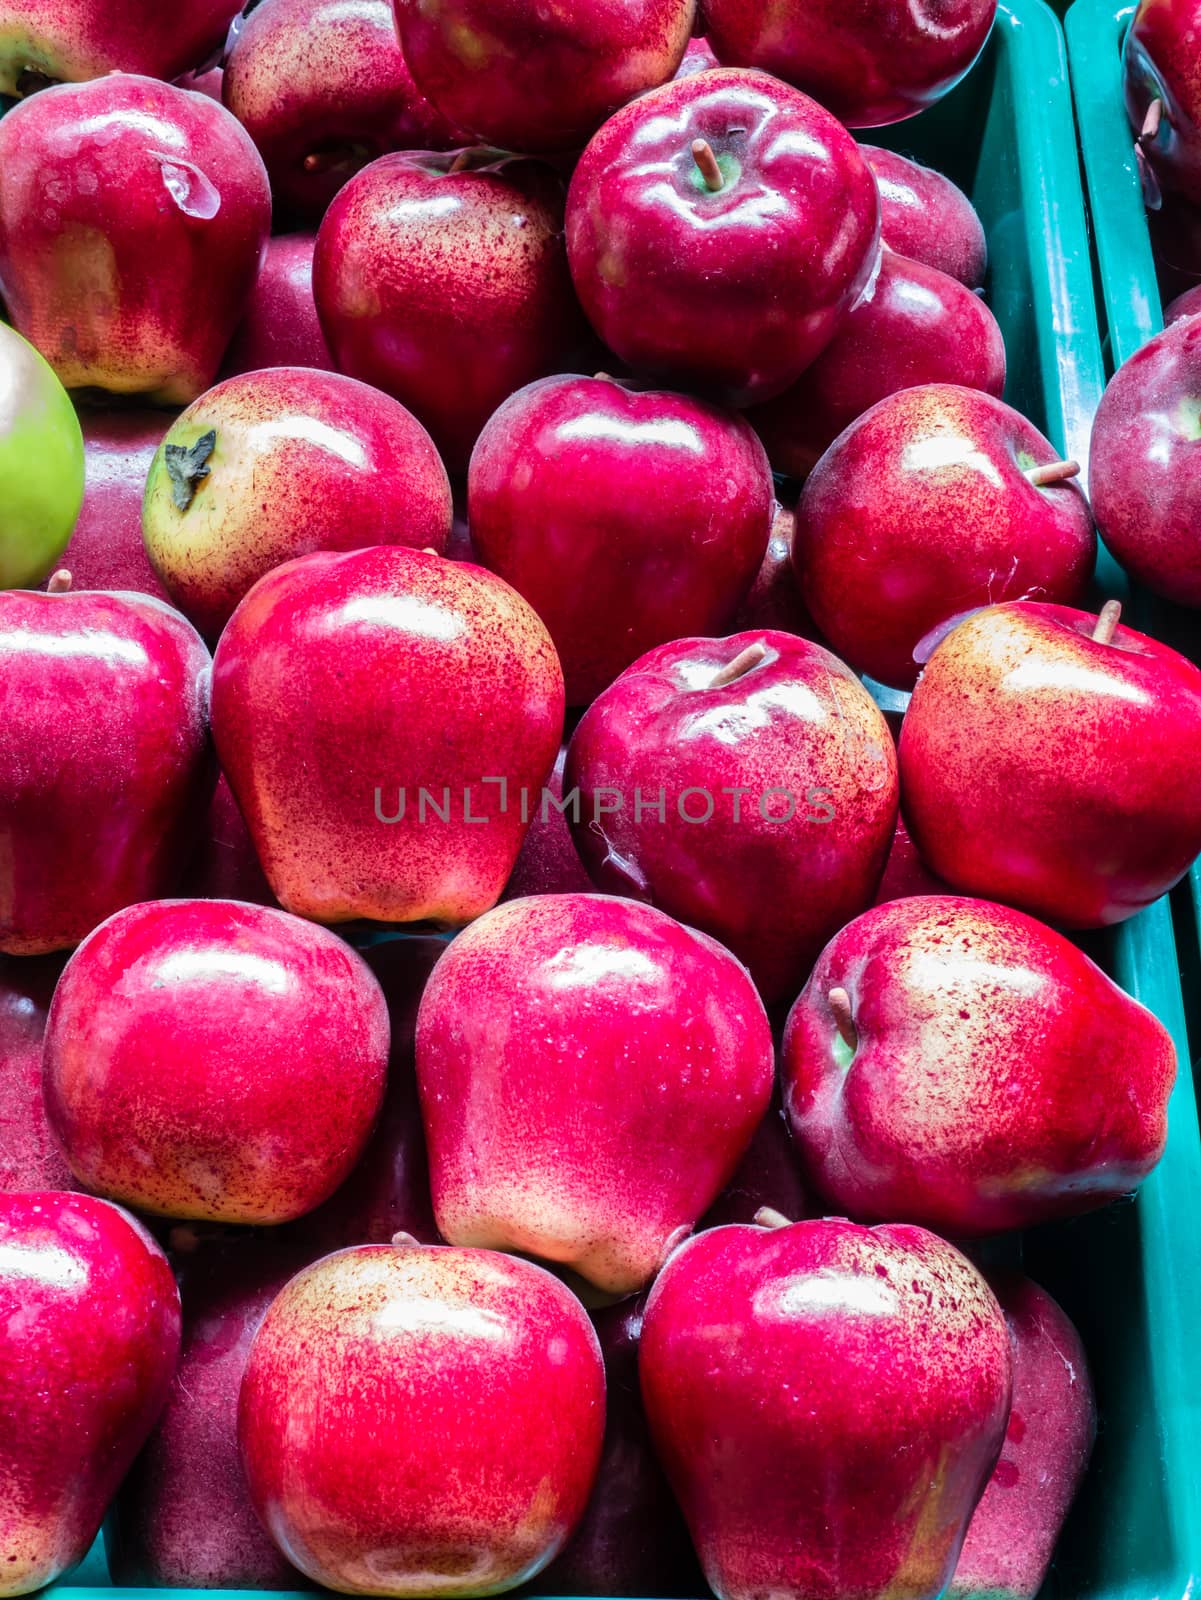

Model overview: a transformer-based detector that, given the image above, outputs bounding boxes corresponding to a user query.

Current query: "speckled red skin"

[1165,281,1201,323]
[862,147,988,288]
[873,812,950,905]
[900,601,1201,924]
[531,1297,704,1599]
[1125,0,1201,206]
[565,70,880,407]
[730,503,816,637]
[468,376,773,705]
[416,894,774,1293]
[1090,315,1201,606]
[0,75,270,404]
[314,151,586,474]
[238,1241,606,1596]
[782,895,1175,1233]
[43,898,390,1222]
[748,253,1006,479]
[143,367,453,637]
[211,547,564,926]
[0,1,239,94]
[640,1217,1012,1600]
[0,589,213,956]
[699,1095,808,1227]
[565,631,898,1004]
[701,0,996,126]
[182,771,277,906]
[500,747,594,901]
[222,235,333,377]
[394,0,694,154]
[110,1237,309,1589]
[0,1191,181,1599]
[794,385,1096,689]
[949,1273,1095,1600]
[225,0,463,225]
[0,956,72,1192]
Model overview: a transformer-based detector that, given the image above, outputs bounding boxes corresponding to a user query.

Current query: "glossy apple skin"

[565,69,880,406]
[0,75,271,404]
[213,547,563,926]
[49,410,171,600]
[1090,315,1201,606]
[531,1297,704,1599]
[701,0,996,126]
[640,1217,1012,1600]
[0,589,212,956]
[0,0,239,95]
[0,1191,181,1599]
[468,376,773,704]
[416,894,774,1292]
[315,151,586,474]
[0,955,72,1192]
[143,367,453,637]
[181,772,277,906]
[783,894,1175,1232]
[699,1093,808,1227]
[0,322,85,590]
[731,503,815,636]
[394,0,694,154]
[565,631,898,1004]
[222,234,333,377]
[43,898,390,1223]
[862,147,988,288]
[1124,0,1201,206]
[500,746,594,901]
[676,33,718,75]
[110,1238,308,1589]
[748,252,1006,478]
[224,0,463,225]
[873,811,949,904]
[900,601,1201,925]
[794,385,1096,689]
[950,1272,1095,1600]
[238,1241,606,1596]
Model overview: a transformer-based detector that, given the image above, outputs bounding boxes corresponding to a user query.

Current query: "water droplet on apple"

[153,153,221,221]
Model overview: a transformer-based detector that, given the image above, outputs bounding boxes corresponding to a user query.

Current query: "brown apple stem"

[46,569,73,594]
[691,138,725,192]
[1026,459,1081,487]
[754,1207,793,1231]
[1092,599,1122,644]
[1141,97,1163,143]
[828,986,858,1053]
[709,641,768,689]
[391,1230,420,1248]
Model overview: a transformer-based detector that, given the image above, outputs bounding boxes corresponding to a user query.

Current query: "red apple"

[415,893,774,1293]
[862,146,988,288]
[142,366,453,637]
[676,33,719,76]
[211,547,564,926]
[0,955,72,1192]
[221,234,333,376]
[699,1093,808,1227]
[700,0,996,126]
[468,375,773,704]
[500,747,594,901]
[314,150,586,473]
[238,1240,606,1595]
[793,385,1096,689]
[640,1214,1012,1600]
[783,894,1175,1233]
[224,0,464,225]
[1125,0,1201,206]
[0,1190,181,1596]
[0,1,239,95]
[564,630,899,1003]
[565,69,880,406]
[393,0,695,155]
[900,600,1201,925]
[49,411,172,600]
[0,74,271,403]
[180,771,276,906]
[730,502,815,636]
[0,586,212,956]
[873,812,950,905]
[748,252,1007,478]
[950,1272,1095,1600]
[43,897,390,1222]
[1165,281,1201,322]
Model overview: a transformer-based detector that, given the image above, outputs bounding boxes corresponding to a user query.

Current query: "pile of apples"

[3,2,1201,1600]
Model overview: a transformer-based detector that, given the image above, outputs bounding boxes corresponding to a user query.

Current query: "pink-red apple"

[0,1,239,96]
[0,955,72,1192]
[49,410,171,600]
[862,146,988,287]
[221,234,333,376]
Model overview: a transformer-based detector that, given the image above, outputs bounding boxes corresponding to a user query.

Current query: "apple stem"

[828,986,858,1053]
[1026,459,1081,487]
[46,569,73,594]
[691,138,725,192]
[754,1207,793,1230]
[1092,599,1122,644]
[1141,97,1164,143]
[709,641,768,690]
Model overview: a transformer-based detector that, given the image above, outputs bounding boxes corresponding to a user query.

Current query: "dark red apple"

[565,69,880,406]
[675,33,718,75]
[730,502,815,636]
[238,1239,606,1594]
[48,411,172,600]
[181,772,276,906]
[314,149,586,473]
[221,234,333,376]
[500,747,594,901]
[873,812,949,905]
[699,1093,808,1227]
[0,74,271,403]
[793,384,1096,688]
[0,1,239,95]
[468,374,773,704]
[1125,0,1201,206]
[0,954,72,1192]
[862,146,988,288]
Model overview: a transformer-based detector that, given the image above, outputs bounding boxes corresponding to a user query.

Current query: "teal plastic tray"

[41,3,1201,1596]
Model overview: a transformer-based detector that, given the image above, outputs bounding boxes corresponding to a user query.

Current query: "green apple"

[0,321,84,589]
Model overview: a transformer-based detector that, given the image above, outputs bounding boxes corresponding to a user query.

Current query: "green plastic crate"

[38,4,1201,1598]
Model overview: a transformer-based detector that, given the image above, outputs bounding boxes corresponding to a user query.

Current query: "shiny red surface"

[862,146,988,287]
[0,955,71,1192]
[0,0,237,86]
[221,234,333,377]
[1125,0,1201,206]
